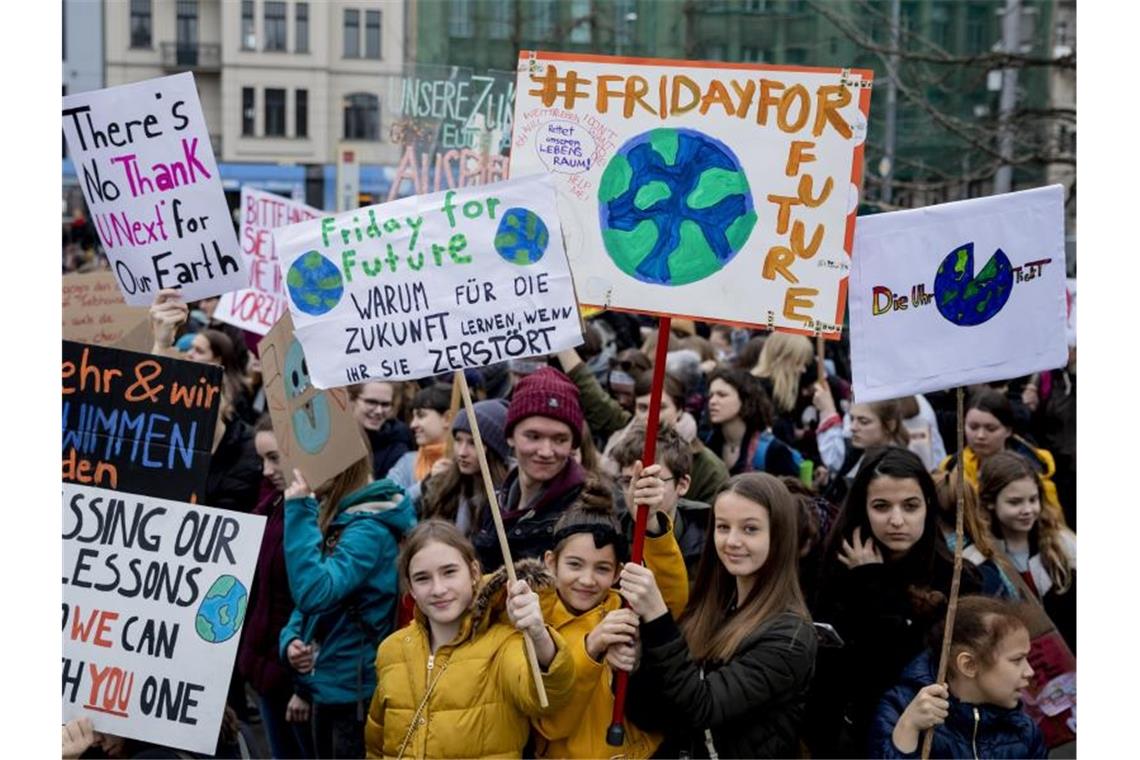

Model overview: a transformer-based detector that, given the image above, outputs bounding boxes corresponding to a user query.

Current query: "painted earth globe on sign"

[195,574,249,644]
[598,128,757,286]
[494,208,550,265]
[287,251,344,316]
[933,242,1014,327]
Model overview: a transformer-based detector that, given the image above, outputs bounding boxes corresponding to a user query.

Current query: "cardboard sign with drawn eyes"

[259,312,368,490]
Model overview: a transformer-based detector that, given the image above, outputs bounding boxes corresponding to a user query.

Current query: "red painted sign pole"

[607,315,671,746]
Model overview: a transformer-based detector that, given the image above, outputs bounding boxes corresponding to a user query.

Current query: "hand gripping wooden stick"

[455,370,549,708]
[921,386,966,759]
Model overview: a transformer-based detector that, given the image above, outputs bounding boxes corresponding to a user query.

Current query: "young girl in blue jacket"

[869,595,1046,759]
[280,459,417,759]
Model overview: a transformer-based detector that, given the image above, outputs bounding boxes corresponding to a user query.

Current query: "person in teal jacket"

[279,457,416,759]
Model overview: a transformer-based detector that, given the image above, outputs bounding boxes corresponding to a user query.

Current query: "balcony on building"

[160,42,221,72]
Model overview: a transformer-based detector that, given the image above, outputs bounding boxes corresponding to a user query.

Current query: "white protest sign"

[214,187,323,335]
[274,173,582,388]
[849,185,1068,404]
[510,51,873,336]
[62,72,244,305]
[62,483,265,755]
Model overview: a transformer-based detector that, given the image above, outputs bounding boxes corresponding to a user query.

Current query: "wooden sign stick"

[815,334,827,383]
[445,376,464,458]
[455,370,549,708]
[921,386,967,759]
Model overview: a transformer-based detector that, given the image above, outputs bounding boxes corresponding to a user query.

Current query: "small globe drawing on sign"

[598,128,757,287]
[494,208,550,265]
[933,242,1015,327]
[195,574,249,644]
[287,251,344,316]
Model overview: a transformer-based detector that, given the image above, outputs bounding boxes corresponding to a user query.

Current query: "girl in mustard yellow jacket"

[531,465,690,759]
[364,520,575,759]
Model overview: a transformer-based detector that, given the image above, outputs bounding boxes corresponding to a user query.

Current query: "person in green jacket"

[279,458,417,759]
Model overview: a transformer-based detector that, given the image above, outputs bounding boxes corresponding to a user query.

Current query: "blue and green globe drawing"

[934,242,1014,327]
[195,575,248,644]
[287,251,344,316]
[598,128,757,286]
[494,208,550,265]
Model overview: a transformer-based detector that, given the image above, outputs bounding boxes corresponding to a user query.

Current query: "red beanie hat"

[506,367,584,447]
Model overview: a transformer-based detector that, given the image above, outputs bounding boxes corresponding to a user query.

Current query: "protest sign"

[259,312,368,488]
[214,187,323,335]
[61,72,245,305]
[63,271,152,352]
[849,185,1068,404]
[62,341,222,502]
[273,173,582,389]
[62,482,265,755]
[509,51,872,336]
[387,64,515,200]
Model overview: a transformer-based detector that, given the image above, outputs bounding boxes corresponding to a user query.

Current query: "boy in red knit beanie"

[473,366,589,571]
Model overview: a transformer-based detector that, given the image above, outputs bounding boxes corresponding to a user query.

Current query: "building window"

[614,0,635,50]
[265,88,286,136]
[295,89,308,138]
[344,93,380,140]
[130,0,152,48]
[488,0,514,39]
[265,1,287,51]
[741,46,762,62]
[529,0,556,39]
[176,0,199,63]
[296,3,309,53]
[449,0,474,39]
[241,0,255,50]
[785,47,808,65]
[705,43,725,61]
[242,87,256,136]
[569,0,591,43]
[966,6,988,53]
[344,9,360,57]
[365,10,381,58]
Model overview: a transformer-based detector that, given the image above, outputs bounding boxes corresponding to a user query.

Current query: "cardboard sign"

[62,341,222,502]
[849,185,1068,403]
[258,312,368,489]
[61,73,245,305]
[386,64,515,200]
[214,187,323,335]
[509,51,873,336]
[63,271,152,352]
[273,173,583,388]
[62,483,265,755]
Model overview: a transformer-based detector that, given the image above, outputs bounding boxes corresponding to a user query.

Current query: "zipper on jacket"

[971,707,980,760]
[427,654,435,675]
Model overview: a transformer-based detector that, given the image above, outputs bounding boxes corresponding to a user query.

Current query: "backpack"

[751,430,813,486]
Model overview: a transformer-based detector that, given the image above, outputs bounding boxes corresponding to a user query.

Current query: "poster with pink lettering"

[62,73,245,305]
[214,187,323,335]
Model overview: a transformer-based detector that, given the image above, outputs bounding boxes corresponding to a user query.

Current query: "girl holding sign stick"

[807,447,985,758]
[529,472,689,759]
[615,472,818,759]
[280,463,416,759]
[364,520,575,759]
[868,595,1046,759]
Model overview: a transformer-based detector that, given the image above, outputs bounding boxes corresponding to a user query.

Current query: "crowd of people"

[63,294,1076,759]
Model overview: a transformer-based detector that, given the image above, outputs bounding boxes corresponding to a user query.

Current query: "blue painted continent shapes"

[494,208,550,265]
[933,242,1015,327]
[597,127,757,287]
[287,251,344,316]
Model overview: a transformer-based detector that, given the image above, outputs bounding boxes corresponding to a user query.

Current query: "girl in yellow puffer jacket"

[364,520,575,759]
[531,466,690,759]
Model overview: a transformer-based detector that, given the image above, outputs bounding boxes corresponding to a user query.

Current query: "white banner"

[850,185,1068,403]
[509,51,872,335]
[62,484,265,755]
[62,73,244,305]
[274,173,583,388]
[214,187,323,335]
